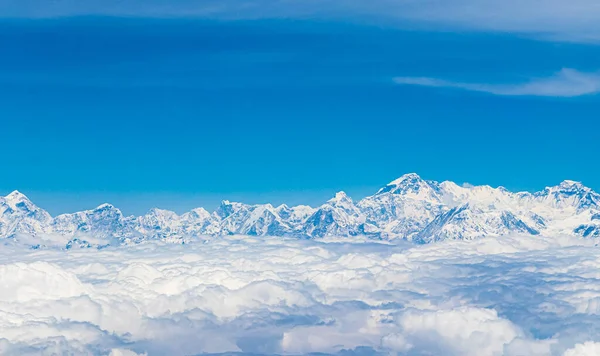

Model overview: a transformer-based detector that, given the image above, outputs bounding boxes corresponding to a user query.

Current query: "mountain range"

[1,173,599,248]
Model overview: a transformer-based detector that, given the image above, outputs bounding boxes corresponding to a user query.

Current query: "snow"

[0,234,599,355]
[1,173,599,246]
[386,172,422,187]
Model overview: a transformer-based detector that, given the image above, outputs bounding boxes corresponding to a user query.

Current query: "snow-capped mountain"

[303,192,377,238]
[1,173,599,248]
[51,203,135,239]
[358,173,447,239]
[413,204,540,244]
[532,180,600,211]
[0,191,52,237]
[216,200,295,236]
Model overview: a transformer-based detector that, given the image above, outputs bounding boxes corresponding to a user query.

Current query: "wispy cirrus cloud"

[394,69,600,97]
[1,0,600,42]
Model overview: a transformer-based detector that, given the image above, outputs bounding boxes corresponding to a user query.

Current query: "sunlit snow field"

[1,235,600,356]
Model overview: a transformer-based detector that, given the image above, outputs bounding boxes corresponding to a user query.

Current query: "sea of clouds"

[1,234,599,356]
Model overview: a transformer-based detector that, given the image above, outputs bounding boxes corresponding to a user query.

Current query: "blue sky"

[1,3,600,215]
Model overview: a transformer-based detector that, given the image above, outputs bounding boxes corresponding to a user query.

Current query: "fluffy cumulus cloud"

[1,0,600,42]
[0,234,600,355]
[394,69,600,97]
[563,342,600,356]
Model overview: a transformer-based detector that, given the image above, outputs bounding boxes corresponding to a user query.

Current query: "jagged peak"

[189,207,210,214]
[539,179,587,192]
[180,207,211,220]
[1,173,598,242]
[216,200,250,220]
[335,191,348,199]
[4,190,30,202]
[263,203,276,210]
[292,204,314,210]
[219,199,248,207]
[95,203,115,210]
[328,191,352,203]
[558,179,585,189]
[1,190,45,216]
[375,173,443,199]
[387,173,422,186]
[146,207,178,216]
[537,179,593,197]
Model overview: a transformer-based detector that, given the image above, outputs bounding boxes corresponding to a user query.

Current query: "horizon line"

[1,174,592,217]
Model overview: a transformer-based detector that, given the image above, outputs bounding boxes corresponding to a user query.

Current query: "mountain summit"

[1,175,599,247]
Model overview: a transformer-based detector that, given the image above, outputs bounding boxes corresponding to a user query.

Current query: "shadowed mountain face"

[2,173,600,247]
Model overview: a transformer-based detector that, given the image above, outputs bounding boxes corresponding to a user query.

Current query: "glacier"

[1,173,599,248]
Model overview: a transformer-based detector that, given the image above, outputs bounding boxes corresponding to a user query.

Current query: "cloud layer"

[394,69,600,97]
[1,0,600,42]
[1,234,600,355]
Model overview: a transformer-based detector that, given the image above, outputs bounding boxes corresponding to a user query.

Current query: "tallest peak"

[329,191,351,203]
[5,190,29,201]
[549,180,588,192]
[388,173,422,186]
[334,191,348,199]
[3,190,40,213]
[376,173,440,197]
[559,179,583,187]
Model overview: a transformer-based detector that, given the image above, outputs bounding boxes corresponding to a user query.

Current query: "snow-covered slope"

[0,191,52,237]
[413,204,539,244]
[2,173,599,247]
[303,192,377,238]
[358,173,447,239]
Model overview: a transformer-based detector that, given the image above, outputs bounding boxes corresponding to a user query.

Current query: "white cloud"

[2,0,600,42]
[563,342,600,356]
[0,234,600,355]
[394,69,600,97]
[399,307,523,356]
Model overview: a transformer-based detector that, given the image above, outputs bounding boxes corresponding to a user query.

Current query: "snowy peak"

[548,180,590,197]
[376,173,442,202]
[330,191,350,201]
[386,173,422,186]
[88,203,126,222]
[558,179,584,189]
[5,190,29,203]
[328,191,355,207]
[181,207,211,220]
[535,180,599,211]
[302,191,372,238]
[325,191,362,215]
[137,208,180,234]
[378,173,424,194]
[414,203,539,244]
[1,175,600,246]
[146,207,178,217]
[93,203,120,213]
[438,181,516,209]
[216,200,248,220]
[3,190,41,214]
[0,190,52,238]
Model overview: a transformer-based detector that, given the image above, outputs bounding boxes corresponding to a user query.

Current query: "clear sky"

[1,2,599,216]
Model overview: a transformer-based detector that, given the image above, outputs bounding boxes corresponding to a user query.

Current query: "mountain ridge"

[2,173,599,248]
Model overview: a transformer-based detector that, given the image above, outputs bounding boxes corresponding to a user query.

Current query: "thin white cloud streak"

[1,234,600,355]
[394,69,600,97]
[1,0,600,42]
